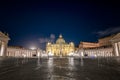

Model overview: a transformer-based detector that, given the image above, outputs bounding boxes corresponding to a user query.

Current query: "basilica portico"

[0,31,10,57]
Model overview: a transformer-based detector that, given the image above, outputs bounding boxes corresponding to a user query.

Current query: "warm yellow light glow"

[68,52,74,56]
[46,34,75,56]
[48,51,54,56]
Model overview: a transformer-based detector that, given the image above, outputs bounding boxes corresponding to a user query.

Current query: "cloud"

[39,38,49,43]
[50,34,55,39]
[39,34,55,43]
[96,27,120,37]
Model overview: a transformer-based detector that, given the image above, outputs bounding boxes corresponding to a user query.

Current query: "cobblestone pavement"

[0,57,120,80]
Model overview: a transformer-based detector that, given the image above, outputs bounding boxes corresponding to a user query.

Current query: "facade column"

[19,50,21,57]
[7,51,9,56]
[26,51,27,57]
[31,52,33,57]
[30,52,31,57]
[29,52,30,57]
[28,51,29,57]
[27,51,28,57]
[114,43,119,56]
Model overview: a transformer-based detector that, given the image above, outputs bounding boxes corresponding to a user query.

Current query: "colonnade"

[7,47,38,58]
[77,47,113,57]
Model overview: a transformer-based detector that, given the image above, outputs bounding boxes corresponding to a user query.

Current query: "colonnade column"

[114,43,119,56]
[0,42,5,56]
[4,42,8,57]
[118,42,120,56]
[0,40,2,56]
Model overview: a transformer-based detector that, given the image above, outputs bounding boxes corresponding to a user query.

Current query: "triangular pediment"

[0,31,10,40]
[111,33,120,42]
[0,31,6,37]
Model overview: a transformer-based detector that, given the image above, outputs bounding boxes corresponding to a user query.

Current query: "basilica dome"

[56,34,66,44]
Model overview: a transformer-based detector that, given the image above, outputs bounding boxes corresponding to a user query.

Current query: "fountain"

[80,51,84,66]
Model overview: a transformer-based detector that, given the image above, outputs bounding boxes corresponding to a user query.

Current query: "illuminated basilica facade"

[46,34,75,56]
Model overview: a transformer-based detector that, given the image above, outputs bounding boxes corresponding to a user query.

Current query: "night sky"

[0,1,120,49]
